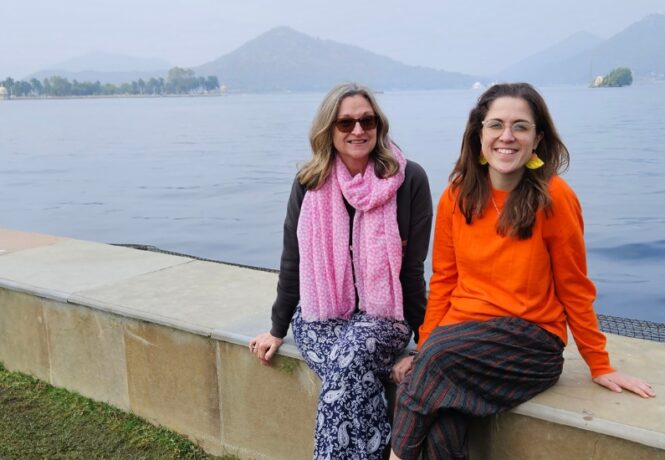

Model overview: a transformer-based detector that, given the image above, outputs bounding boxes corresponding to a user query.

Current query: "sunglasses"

[334,115,378,133]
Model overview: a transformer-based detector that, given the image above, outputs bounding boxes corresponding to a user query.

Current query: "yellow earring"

[479,154,488,165]
[525,152,544,169]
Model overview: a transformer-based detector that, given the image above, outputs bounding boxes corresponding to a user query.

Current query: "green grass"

[0,363,239,460]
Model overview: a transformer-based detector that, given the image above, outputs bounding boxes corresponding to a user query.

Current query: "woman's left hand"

[391,355,415,384]
[593,371,656,398]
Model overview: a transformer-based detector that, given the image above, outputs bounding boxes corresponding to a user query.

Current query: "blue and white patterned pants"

[292,306,412,460]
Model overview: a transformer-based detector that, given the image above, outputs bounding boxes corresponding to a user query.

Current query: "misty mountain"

[195,26,477,92]
[498,31,603,81]
[49,52,171,72]
[25,15,664,91]
[27,52,171,84]
[500,14,665,85]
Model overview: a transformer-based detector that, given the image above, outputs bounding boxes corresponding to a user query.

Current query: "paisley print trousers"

[292,306,412,460]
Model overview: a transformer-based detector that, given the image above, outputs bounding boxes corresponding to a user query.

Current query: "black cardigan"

[270,160,433,343]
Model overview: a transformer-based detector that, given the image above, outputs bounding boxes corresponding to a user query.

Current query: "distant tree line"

[0,67,220,97]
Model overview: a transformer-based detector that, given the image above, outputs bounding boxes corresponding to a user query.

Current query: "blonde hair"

[298,82,399,189]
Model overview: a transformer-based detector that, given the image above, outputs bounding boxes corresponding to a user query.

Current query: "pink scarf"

[297,144,406,321]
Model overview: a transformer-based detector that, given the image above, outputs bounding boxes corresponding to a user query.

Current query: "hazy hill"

[501,14,665,85]
[498,31,603,81]
[195,26,477,92]
[49,52,171,72]
[25,15,664,90]
[27,52,171,84]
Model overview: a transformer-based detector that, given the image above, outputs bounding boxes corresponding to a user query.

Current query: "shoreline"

[1,79,664,102]
[0,92,225,101]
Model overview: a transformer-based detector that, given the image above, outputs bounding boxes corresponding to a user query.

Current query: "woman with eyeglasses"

[388,82,655,460]
[249,82,432,459]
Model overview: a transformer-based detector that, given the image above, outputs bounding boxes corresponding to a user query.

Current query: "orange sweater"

[419,176,614,378]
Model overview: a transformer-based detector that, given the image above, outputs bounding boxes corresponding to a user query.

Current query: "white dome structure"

[0,86,8,99]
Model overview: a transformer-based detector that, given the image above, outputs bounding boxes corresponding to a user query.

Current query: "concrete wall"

[0,288,319,458]
[1,228,664,459]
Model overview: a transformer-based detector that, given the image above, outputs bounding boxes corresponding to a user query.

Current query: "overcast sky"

[2,0,663,79]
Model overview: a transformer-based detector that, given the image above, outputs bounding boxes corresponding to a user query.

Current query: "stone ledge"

[1,227,663,458]
[514,402,665,450]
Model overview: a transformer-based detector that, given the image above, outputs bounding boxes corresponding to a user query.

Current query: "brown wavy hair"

[451,82,570,239]
[298,82,399,189]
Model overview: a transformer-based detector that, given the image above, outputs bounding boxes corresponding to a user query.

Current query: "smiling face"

[480,96,543,190]
[333,95,377,176]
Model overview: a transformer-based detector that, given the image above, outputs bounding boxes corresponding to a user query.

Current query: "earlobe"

[534,133,544,149]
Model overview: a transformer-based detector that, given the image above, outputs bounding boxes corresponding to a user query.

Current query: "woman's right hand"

[249,332,284,365]
[390,355,415,384]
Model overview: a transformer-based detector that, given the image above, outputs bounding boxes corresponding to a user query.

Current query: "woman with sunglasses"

[249,82,432,459]
[388,82,655,460]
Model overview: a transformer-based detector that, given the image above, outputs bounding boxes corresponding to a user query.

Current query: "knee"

[323,348,383,388]
[417,336,458,370]
[337,342,384,375]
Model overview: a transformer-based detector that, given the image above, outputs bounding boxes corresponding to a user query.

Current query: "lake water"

[1,85,664,322]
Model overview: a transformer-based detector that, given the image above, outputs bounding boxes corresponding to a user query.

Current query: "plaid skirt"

[392,317,564,460]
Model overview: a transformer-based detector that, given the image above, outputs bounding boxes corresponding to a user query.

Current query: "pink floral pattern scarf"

[297,144,406,321]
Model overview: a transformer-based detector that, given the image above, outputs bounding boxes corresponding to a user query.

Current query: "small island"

[591,67,633,87]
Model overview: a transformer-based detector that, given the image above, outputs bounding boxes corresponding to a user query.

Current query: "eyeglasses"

[481,119,536,135]
[334,115,378,133]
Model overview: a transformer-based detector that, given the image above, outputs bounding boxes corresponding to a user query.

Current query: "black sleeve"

[270,178,305,338]
[399,161,433,344]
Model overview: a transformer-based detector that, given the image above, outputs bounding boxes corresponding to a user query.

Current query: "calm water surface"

[1,85,664,322]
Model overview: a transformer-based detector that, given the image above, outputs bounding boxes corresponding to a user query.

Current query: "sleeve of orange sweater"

[417,186,458,348]
[546,178,614,378]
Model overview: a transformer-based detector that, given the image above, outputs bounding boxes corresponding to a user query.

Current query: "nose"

[351,121,365,135]
[499,125,515,141]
